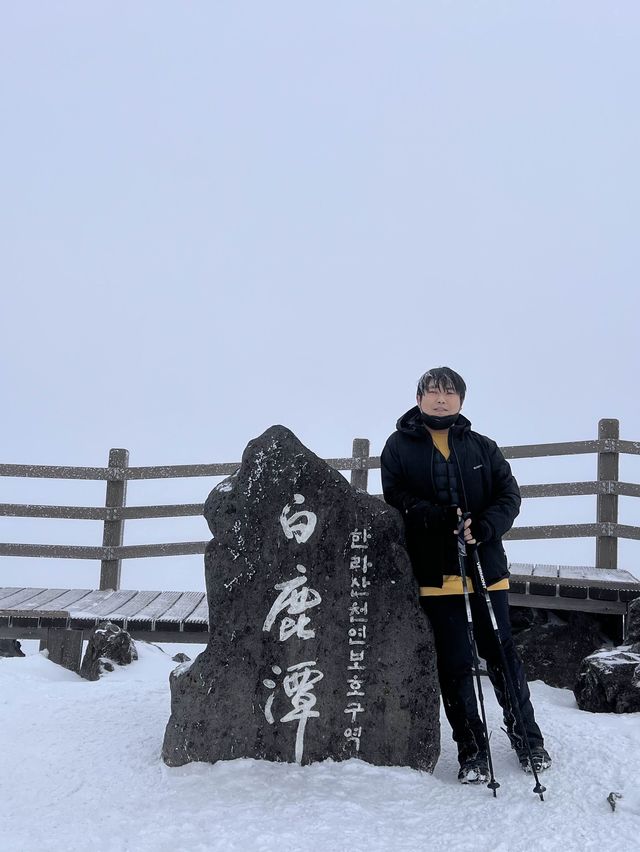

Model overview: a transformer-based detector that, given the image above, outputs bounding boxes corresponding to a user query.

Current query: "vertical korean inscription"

[261,494,322,764]
[343,527,372,752]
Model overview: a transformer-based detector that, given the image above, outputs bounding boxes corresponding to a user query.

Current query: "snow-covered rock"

[80,621,138,681]
[573,647,640,713]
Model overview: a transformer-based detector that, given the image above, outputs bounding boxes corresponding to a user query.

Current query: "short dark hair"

[416,367,466,403]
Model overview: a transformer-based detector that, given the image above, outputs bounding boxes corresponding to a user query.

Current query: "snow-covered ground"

[0,642,638,852]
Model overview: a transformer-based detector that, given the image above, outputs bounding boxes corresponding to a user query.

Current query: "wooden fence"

[1,418,638,591]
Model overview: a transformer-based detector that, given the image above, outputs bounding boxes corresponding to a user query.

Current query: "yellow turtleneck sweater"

[420,428,509,597]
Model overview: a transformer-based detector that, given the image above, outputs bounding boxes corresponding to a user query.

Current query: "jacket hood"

[395,406,472,438]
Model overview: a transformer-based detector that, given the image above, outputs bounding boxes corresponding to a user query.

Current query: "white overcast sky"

[2,2,639,589]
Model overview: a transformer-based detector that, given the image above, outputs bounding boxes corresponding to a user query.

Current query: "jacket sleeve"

[381,437,428,513]
[475,440,521,542]
[380,436,456,535]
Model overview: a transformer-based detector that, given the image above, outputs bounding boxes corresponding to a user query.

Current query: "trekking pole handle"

[456,510,472,545]
[456,509,470,554]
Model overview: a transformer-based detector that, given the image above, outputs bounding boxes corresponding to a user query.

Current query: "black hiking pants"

[421,589,544,765]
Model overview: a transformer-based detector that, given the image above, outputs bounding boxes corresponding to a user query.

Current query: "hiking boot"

[457,756,489,784]
[517,746,552,774]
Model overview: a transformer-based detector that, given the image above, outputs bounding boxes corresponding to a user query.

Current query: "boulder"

[172,653,191,663]
[0,638,25,657]
[513,611,610,689]
[162,425,440,771]
[573,648,640,713]
[626,597,640,644]
[80,621,138,681]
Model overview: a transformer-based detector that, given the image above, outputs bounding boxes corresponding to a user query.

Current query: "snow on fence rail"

[1,419,638,591]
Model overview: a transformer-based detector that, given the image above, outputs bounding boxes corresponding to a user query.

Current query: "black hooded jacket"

[381,407,521,588]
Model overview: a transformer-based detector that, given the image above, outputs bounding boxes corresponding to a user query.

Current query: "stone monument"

[162,425,439,771]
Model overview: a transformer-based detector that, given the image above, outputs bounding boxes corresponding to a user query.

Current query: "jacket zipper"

[451,437,469,513]
[429,437,436,496]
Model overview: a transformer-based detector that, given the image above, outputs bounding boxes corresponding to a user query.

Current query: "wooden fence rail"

[1,418,638,591]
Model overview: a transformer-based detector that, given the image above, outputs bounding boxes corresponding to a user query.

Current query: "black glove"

[473,519,493,543]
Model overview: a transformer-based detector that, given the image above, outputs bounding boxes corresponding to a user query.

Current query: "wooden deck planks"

[558,566,640,589]
[155,592,205,628]
[0,587,24,602]
[532,564,560,578]
[127,591,183,624]
[68,589,137,621]
[35,589,94,610]
[509,564,534,578]
[105,590,163,622]
[505,562,640,616]
[184,595,209,626]
[0,588,47,608]
[3,588,71,611]
[507,565,640,591]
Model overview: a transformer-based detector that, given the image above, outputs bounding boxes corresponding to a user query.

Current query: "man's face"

[417,382,462,416]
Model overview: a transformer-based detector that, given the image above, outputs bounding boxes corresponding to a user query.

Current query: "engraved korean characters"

[343,527,372,752]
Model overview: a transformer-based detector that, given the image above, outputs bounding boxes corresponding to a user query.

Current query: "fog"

[2,2,638,590]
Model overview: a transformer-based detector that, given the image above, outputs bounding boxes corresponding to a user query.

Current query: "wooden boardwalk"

[0,586,209,642]
[508,564,640,616]
[2,564,639,636]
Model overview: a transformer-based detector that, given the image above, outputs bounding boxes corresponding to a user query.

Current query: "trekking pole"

[462,516,546,802]
[456,516,500,797]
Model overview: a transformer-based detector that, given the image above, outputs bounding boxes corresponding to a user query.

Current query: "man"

[381,366,551,784]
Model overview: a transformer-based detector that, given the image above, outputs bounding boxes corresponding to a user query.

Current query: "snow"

[1,643,639,852]
[588,647,640,668]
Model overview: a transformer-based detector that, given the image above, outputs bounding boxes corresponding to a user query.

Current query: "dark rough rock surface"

[627,597,640,644]
[0,638,25,657]
[162,425,440,771]
[573,648,640,713]
[172,653,191,663]
[509,606,547,634]
[513,611,610,689]
[80,621,138,681]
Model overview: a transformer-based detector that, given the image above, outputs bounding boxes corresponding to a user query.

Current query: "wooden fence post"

[350,438,370,492]
[44,628,84,673]
[596,419,619,569]
[100,448,129,590]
